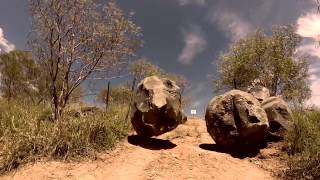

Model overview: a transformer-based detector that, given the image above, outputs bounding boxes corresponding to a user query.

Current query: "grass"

[0,100,132,174]
[284,110,320,179]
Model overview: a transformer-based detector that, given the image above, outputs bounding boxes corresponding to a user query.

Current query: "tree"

[214,25,311,104]
[128,58,163,91]
[97,84,133,106]
[29,0,141,120]
[128,57,190,107]
[0,50,41,102]
[164,73,188,94]
[128,58,189,92]
[0,50,81,104]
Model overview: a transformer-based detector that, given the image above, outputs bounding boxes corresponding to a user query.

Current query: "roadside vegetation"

[284,110,320,179]
[0,100,131,173]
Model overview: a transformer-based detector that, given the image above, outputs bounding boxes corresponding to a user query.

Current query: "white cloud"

[178,25,207,64]
[307,64,320,106]
[298,43,320,59]
[296,12,320,106]
[306,78,320,106]
[0,27,15,54]
[209,10,253,41]
[296,12,320,59]
[297,13,320,41]
[178,0,206,6]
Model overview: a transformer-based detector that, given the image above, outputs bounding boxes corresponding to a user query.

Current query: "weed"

[284,111,320,179]
[0,101,131,174]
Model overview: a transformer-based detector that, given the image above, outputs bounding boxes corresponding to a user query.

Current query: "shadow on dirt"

[128,135,177,150]
[199,143,267,159]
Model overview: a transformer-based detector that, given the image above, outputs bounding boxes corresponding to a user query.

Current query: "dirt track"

[3,118,279,180]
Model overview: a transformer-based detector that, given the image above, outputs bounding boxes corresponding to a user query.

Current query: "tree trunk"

[53,104,65,121]
[233,78,238,89]
[131,77,136,92]
[54,103,60,120]
[271,76,279,96]
[105,81,110,111]
[52,91,65,121]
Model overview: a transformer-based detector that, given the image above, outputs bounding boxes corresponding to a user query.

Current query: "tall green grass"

[0,101,131,174]
[284,110,320,179]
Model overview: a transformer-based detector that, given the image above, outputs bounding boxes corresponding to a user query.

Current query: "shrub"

[284,110,320,179]
[0,101,131,174]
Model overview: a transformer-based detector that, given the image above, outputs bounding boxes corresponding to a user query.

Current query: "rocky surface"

[205,90,269,147]
[131,76,186,137]
[261,96,294,138]
[248,86,270,102]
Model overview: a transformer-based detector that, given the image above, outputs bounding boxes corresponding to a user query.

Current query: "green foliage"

[0,101,131,174]
[128,58,163,91]
[129,58,163,80]
[164,73,188,93]
[97,84,133,105]
[0,50,43,102]
[215,25,311,103]
[0,50,82,104]
[284,111,320,179]
[129,58,188,92]
[125,58,191,107]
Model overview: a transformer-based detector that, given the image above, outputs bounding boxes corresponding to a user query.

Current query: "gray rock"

[248,86,270,102]
[261,96,294,137]
[131,76,187,137]
[205,90,269,147]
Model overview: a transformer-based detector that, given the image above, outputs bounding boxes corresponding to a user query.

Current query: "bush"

[284,110,320,179]
[0,101,131,174]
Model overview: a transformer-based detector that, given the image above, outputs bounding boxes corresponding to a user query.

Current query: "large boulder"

[131,76,187,137]
[261,97,294,138]
[248,86,270,102]
[205,90,269,147]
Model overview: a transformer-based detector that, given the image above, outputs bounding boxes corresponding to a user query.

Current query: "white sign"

[191,109,197,115]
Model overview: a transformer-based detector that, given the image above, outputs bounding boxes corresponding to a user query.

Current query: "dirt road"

[3,118,277,180]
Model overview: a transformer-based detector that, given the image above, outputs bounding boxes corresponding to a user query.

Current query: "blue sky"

[0,0,319,115]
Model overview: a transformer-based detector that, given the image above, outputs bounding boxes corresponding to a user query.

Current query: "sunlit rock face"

[131,76,187,137]
[205,90,269,147]
[248,86,270,102]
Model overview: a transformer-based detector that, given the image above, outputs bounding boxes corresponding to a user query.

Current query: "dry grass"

[284,110,320,179]
[0,100,131,174]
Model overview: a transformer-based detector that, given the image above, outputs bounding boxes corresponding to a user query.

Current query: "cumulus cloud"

[307,77,320,106]
[306,64,320,106]
[296,12,320,106]
[178,25,207,64]
[178,0,206,6]
[208,10,252,41]
[0,27,15,54]
[298,43,320,59]
[297,13,320,41]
